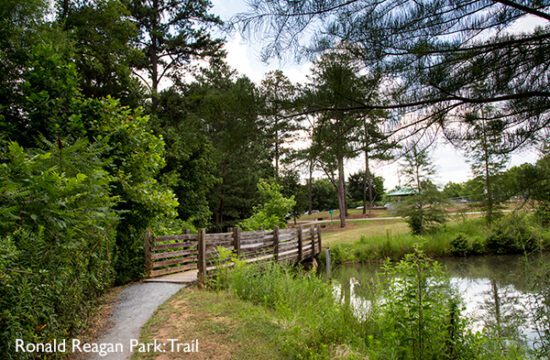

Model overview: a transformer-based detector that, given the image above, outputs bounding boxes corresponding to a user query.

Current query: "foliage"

[398,146,447,234]
[486,214,543,255]
[450,234,471,257]
[236,0,549,150]
[442,182,467,199]
[185,61,273,229]
[213,247,532,359]
[459,108,510,223]
[398,181,448,234]
[154,88,219,228]
[311,178,339,211]
[278,170,308,222]
[222,262,366,358]
[327,215,549,265]
[306,50,377,227]
[259,70,301,177]
[239,179,296,231]
[523,256,550,357]
[0,141,118,358]
[369,249,471,359]
[126,0,223,99]
[2,25,85,147]
[348,171,385,206]
[61,0,144,106]
[84,97,182,283]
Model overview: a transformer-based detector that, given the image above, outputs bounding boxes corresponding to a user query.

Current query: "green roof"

[386,188,416,196]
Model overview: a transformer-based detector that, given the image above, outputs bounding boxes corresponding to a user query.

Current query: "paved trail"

[87,282,184,360]
[294,211,492,225]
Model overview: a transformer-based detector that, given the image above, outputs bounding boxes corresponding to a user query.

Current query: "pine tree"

[398,145,447,234]
[259,70,301,178]
[307,52,367,227]
[460,106,510,223]
[125,0,223,109]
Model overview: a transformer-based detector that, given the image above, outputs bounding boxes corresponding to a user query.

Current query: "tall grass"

[213,248,535,359]
[223,262,367,358]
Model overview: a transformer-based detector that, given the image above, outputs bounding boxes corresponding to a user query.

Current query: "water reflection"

[331,254,549,350]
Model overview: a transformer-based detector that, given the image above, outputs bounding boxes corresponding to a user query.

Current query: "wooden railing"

[144,230,198,278]
[144,225,322,284]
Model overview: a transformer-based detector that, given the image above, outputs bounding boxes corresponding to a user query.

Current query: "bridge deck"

[143,269,198,284]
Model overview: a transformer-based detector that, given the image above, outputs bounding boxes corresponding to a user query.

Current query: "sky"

[210,0,542,190]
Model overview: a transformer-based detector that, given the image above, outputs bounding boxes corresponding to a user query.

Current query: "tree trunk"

[337,155,347,228]
[307,158,313,214]
[481,117,494,223]
[414,146,422,191]
[150,0,160,112]
[60,0,70,23]
[274,120,279,179]
[363,120,369,215]
[363,149,373,215]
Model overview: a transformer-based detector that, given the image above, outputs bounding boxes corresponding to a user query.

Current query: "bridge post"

[198,228,207,287]
[297,226,303,261]
[316,224,322,255]
[144,229,153,278]
[273,226,279,262]
[310,225,315,255]
[233,227,241,258]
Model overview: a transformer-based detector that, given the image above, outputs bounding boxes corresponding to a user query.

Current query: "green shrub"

[486,214,542,254]
[397,183,448,235]
[470,236,485,255]
[214,248,528,359]
[450,234,470,256]
[535,201,550,227]
[330,244,356,265]
[239,179,295,231]
[0,142,118,358]
[368,249,472,359]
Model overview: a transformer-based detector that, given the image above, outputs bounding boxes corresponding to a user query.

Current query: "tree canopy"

[235,0,550,150]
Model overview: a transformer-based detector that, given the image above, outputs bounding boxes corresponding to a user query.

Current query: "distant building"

[385,187,416,210]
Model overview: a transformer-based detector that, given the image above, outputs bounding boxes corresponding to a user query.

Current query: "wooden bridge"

[143,225,323,284]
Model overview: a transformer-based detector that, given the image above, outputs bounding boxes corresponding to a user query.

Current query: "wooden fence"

[144,225,322,284]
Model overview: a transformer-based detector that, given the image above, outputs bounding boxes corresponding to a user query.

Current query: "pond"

[331,254,549,350]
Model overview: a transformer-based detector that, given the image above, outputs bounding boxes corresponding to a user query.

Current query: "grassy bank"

[325,214,550,265]
[136,253,543,359]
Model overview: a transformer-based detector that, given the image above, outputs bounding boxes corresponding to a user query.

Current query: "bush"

[470,236,485,255]
[486,214,542,254]
[397,183,447,235]
[369,249,473,359]
[239,179,295,231]
[535,201,550,227]
[0,142,118,358]
[450,234,470,256]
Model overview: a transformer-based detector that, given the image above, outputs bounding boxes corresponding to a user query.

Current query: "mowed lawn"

[297,208,392,221]
[321,218,409,246]
[318,212,484,247]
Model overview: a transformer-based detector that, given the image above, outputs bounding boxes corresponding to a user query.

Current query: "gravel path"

[86,282,184,360]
